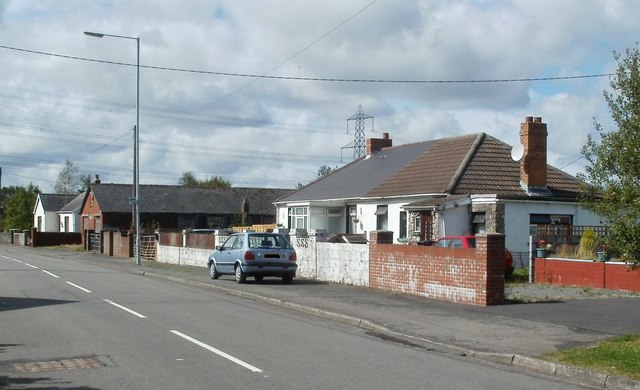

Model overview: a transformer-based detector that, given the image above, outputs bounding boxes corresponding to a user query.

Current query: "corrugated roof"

[92,184,293,214]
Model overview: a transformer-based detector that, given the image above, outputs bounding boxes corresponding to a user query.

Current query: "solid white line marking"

[66,281,92,293]
[24,263,38,269]
[12,258,22,263]
[104,299,147,318]
[170,330,263,373]
[42,270,60,278]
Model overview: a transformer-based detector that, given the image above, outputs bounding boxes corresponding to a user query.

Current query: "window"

[529,214,573,235]
[399,211,407,239]
[221,236,236,251]
[375,205,388,230]
[288,207,308,230]
[472,212,486,234]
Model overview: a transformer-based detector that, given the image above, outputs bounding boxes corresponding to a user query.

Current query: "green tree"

[178,171,198,186]
[178,172,231,189]
[317,165,338,179]
[54,159,86,194]
[578,45,640,265]
[3,184,40,230]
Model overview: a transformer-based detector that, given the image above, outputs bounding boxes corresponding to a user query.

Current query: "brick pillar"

[475,233,505,305]
[30,227,38,247]
[370,230,393,244]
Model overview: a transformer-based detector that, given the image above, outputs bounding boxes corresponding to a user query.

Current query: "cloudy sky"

[0,1,637,192]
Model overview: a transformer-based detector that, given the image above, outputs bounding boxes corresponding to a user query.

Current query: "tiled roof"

[91,184,292,214]
[39,193,79,212]
[277,132,584,203]
[453,134,582,198]
[58,192,86,213]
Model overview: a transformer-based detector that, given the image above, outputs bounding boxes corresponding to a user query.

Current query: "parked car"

[431,235,515,277]
[207,232,297,284]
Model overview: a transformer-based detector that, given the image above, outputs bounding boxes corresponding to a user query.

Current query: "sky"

[0,0,637,193]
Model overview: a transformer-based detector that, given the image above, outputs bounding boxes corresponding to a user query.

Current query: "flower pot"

[536,248,547,258]
[596,251,609,262]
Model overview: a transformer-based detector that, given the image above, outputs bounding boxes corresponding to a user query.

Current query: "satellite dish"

[511,143,525,162]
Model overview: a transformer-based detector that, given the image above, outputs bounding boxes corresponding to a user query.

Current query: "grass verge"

[541,335,640,381]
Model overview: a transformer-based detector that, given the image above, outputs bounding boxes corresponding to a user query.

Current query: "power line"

[0,44,613,84]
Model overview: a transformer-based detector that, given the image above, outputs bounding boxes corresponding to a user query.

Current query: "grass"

[541,335,640,381]
[506,267,529,284]
[50,244,85,252]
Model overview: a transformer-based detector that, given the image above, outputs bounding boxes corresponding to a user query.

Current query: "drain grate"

[13,356,104,373]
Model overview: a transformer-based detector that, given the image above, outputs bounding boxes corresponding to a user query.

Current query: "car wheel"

[254,275,264,282]
[209,262,219,280]
[235,265,246,284]
[282,274,293,284]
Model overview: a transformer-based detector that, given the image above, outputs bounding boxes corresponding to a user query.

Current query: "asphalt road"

[1,247,593,389]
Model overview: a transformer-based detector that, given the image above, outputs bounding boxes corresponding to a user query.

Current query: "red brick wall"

[535,258,640,291]
[369,234,505,306]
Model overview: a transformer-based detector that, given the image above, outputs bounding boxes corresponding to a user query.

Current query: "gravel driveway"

[506,283,640,302]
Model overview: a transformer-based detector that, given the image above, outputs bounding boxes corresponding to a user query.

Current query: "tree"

[178,171,198,186]
[578,45,640,265]
[178,172,231,189]
[54,160,86,194]
[3,184,40,231]
[317,165,338,179]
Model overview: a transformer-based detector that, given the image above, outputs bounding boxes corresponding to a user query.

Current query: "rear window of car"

[248,234,292,249]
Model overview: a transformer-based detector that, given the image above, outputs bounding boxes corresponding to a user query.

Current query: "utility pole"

[346,105,374,160]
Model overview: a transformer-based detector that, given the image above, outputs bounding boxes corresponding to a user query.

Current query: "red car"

[432,236,515,277]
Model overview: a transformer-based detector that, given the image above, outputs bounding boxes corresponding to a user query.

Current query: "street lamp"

[85,30,141,266]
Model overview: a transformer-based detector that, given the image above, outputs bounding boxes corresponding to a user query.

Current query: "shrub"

[578,229,598,259]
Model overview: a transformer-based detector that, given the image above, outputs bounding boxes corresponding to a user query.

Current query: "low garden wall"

[369,233,505,306]
[30,228,82,247]
[156,230,506,306]
[535,257,640,292]
[295,239,369,286]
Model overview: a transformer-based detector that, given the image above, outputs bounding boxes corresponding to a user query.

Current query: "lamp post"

[85,31,141,266]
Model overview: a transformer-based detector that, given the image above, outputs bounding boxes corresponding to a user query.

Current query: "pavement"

[27,247,640,389]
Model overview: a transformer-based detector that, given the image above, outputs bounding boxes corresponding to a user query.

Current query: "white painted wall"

[156,245,210,267]
[33,201,60,232]
[294,238,369,286]
[58,212,81,233]
[437,205,470,237]
[503,200,604,253]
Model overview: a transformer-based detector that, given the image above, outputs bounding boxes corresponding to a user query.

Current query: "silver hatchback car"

[207,232,297,283]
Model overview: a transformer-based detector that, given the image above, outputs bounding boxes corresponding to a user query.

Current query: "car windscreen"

[248,234,292,249]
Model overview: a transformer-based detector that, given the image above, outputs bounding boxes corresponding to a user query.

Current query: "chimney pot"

[534,116,542,123]
[526,116,534,122]
[366,134,393,155]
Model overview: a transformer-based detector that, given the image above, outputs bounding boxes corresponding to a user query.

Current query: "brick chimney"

[519,116,548,191]
[366,133,392,155]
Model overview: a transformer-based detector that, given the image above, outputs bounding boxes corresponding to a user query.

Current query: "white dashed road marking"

[66,281,92,293]
[170,330,263,373]
[42,270,60,278]
[104,299,147,319]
